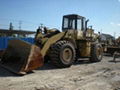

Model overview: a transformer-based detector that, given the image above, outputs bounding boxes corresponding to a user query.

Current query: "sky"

[0,0,120,37]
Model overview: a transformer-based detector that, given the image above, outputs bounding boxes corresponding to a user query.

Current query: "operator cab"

[62,14,87,31]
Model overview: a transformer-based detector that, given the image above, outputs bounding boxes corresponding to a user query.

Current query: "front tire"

[49,40,76,68]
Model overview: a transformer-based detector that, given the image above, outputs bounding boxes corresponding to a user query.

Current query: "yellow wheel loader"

[0,14,103,75]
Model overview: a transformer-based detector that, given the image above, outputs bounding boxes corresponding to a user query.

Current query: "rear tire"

[90,44,103,62]
[49,40,76,68]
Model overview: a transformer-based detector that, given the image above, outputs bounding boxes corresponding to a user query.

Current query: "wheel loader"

[101,34,120,55]
[0,14,103,75]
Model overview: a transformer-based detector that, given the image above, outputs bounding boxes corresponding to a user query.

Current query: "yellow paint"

[41,32,65,57]
[79,42,91,57]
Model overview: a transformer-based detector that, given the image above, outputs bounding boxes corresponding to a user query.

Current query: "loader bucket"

[0,40,44,75]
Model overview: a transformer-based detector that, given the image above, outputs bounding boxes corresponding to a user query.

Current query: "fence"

[0,37,34,50]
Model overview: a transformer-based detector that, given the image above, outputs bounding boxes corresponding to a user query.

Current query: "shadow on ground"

[0,58,96,77]
[0,66,16,77]
[37,58,94,71]
[109,60,120,63]
[103,53,113,57]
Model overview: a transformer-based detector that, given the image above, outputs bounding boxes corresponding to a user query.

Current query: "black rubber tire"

[44,55,50,63]
[49,40,76,68]
[90,44,103,62]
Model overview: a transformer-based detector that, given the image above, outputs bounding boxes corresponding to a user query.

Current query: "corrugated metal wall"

[0,37,34,50]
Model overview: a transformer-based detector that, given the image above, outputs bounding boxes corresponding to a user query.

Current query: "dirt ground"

[0,55,120,90]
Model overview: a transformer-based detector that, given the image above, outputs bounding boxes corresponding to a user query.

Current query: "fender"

[40,32,65,57]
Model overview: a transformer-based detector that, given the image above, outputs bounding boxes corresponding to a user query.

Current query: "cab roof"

[63,14,85,19]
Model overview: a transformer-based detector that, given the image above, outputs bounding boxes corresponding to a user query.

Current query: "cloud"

[110,22,120,27]
[117,23,120,26]
[110,22,115,25]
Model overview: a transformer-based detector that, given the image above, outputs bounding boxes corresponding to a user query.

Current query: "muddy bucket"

[0,40,44,75]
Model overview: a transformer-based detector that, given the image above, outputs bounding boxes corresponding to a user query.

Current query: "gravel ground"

[0,55,120,90]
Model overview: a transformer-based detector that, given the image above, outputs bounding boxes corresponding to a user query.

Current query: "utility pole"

[40,23,44,33]
[9,22,13,30]
[19,21,22,30]
[100,29,102,34]
[40,23,43,29]
[114,32,116,39]
[18,21,22,37]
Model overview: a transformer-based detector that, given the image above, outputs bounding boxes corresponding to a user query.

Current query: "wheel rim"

[61,48,73,63]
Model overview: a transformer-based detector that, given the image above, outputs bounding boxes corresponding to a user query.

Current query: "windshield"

[63,17,76,30]
[62,17,82,31]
